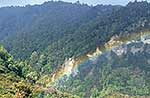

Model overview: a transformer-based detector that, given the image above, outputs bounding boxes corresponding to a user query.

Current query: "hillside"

[0,1,119,60]
[42,1,150,68]
[0,45,80,98]
[0,1,150,98]
[52,31,150,97]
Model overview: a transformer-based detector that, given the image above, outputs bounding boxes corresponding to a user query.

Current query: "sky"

[0,0,148,7]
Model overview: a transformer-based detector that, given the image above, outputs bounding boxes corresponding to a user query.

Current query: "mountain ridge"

[0,1,120,61]
[0,1,150,98]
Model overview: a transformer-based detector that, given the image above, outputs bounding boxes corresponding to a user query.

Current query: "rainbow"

[46,31,150,87]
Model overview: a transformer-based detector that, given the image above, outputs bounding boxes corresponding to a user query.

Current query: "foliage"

[1,1,150,98]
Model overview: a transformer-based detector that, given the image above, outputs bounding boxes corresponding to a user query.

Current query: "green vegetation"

[0,1,120,64]
[0,1,150,98]
[0,45,80,97]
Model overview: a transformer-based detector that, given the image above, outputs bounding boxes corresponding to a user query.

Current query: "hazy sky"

[0,0,148,7]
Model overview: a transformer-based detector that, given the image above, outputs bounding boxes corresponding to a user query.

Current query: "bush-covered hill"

[56,35,150,97]
[0,45,80,98]
[0,1,150,98]
[42,1,150,67]
[0,1,119,60]
[2,1,150,69]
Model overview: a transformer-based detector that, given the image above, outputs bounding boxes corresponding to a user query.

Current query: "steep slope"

[1,1,150,98]
[0,1,89,41]
[0,45,33,97]
[42,1,150,67]
[48,31,150,98]
[0,45,80,98]
[0,1,90,59]
[0,1,119,60]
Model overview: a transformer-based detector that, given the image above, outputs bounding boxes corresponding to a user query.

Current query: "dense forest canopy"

[0,1,120,60]
[0,1,150,98]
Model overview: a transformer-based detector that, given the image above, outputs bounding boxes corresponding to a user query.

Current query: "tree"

[38,54,47,72]
[29,51,39,69]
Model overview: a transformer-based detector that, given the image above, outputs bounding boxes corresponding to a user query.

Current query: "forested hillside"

[42,1,150,67]
[0,1,150,98]
[56,32,150,97]
[0,45,80,97]
[0,1,119,60]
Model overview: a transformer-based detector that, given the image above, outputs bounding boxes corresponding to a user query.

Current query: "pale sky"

[0,0,148,7]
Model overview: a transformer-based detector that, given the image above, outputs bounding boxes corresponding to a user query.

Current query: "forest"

[0,1,150,98]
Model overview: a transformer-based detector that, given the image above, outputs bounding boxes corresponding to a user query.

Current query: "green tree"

[29,51,39,70]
